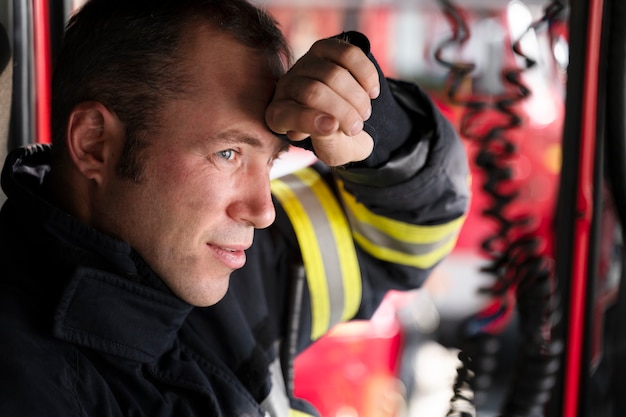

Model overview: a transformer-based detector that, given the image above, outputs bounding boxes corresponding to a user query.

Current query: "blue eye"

[217,149,236,160]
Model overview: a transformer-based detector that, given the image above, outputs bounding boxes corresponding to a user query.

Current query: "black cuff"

[335,130,431,187]
[335,79,436,187]
[334,31,413,168]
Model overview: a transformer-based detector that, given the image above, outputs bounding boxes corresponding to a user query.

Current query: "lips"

[207,243,248,270]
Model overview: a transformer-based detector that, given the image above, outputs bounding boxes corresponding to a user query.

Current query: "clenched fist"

[265,36,380,167]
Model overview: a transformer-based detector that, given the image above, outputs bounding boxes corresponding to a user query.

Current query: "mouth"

[207,243,248,270]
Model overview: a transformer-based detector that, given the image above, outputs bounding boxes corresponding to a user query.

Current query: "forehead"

[157,24,287,154]
[180,23,280,87]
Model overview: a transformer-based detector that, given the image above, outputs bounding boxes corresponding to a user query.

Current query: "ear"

[66,101,123,185]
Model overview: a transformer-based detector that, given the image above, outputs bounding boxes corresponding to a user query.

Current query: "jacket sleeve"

[268,32,469,352]
[333,77,470,313]
[270,77,470,350]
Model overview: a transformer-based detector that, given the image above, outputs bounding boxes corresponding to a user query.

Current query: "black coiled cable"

[447,351,476,417]
[432,1,566,416]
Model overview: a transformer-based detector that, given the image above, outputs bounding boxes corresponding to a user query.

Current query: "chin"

[180,274,232,307]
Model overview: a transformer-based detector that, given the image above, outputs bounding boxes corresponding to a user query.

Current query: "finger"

[273,75,366,137]
[268,91,371,140]
[285,131,310,142]
[311,130,374,167]
[266,100,339,137]
[308,38,380,99]
[279,56,373,123]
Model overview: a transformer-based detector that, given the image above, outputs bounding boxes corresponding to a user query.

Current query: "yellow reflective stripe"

[271,178,329,339]
[293,170,361,323]
[338,180,465,268]
[290,409,316,417]
[339,181,464,243]
[271,168,362,340]
[354,229,460,269]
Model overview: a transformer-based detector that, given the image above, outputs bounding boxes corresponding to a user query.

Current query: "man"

[0,0,469,416]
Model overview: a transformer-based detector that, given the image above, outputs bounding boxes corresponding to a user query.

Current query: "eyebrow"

[215,129,290,155]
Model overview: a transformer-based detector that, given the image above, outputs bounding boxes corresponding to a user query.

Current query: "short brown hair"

[51,0,291,181]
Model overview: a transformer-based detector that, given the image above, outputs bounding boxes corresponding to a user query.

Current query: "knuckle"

[292,80,325,107]
[309,38,332,54]
[350,86,370,108]
[321,63,345,87]
[339,43,364,63]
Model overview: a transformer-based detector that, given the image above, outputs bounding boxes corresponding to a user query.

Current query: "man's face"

[95,26,287,306]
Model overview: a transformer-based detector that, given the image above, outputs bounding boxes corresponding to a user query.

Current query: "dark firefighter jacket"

[0,79,469,417]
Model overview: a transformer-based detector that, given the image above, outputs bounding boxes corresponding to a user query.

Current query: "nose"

[228,172,276,229]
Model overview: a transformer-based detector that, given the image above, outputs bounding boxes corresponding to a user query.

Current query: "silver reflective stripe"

[281,173,344,327]
[350,219,458,256]
[261,358,290,417]
[337,180,466,269]
[260,356,319,417]
[271,168,361,340]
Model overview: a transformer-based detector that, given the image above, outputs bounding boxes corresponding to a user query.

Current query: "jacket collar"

[54,266,193,362]
[3,144,193,362]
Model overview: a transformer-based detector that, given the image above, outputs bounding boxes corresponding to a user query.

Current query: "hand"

[265,37,380,167]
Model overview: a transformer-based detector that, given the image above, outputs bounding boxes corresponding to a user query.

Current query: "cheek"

[150,159,202,202]
[155,167,227,219]
[147,154,242,226]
